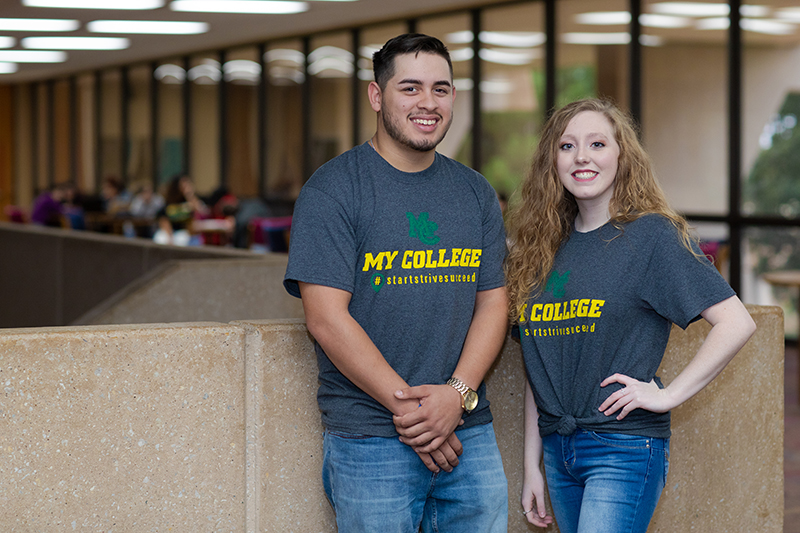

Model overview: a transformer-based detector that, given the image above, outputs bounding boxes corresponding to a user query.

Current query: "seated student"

[153,175,208,246]
[30,184,69,227]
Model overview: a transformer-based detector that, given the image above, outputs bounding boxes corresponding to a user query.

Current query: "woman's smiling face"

[556,110,620,210]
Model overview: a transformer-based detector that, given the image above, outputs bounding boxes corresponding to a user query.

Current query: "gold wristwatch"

[447,377,478,414]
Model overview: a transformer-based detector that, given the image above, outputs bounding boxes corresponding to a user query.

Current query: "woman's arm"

[522,380,554,527]
[599,295,756,419]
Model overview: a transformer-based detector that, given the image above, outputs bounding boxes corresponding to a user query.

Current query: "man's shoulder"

[304,143,370,191]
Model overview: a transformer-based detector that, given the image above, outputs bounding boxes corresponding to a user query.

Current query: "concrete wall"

[0,306,783,532]
[0,222,263,329]
[74,258,304,326]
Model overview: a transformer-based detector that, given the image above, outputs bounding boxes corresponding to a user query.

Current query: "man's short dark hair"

[372,33,453,90]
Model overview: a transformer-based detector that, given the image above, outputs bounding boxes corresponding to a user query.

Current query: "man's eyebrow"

[397,78,452,87]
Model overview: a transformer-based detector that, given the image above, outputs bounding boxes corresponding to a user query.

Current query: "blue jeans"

[322,422,508,533]
[542,429,669,533]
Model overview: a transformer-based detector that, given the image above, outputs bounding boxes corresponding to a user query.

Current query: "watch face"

[464,390,479,412]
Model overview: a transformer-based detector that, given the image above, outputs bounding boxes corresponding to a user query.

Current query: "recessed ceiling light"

[154,63,185,83]
[0,62,18,74]
[651,2,729,17]
[23,0,164,8]
[575,12,631,25]
[170,0,308,14]
[0,50,67,63]
[0,18,79,32]
[87,20,209,34]
[22,36,130,50]
[640,14,692,28]
[0,37,15,48]
[561,32,631,45]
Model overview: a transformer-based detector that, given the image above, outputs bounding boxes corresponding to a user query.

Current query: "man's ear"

[368,81,382,113]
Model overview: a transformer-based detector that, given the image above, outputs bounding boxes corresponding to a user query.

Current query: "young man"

[284,33,509,532]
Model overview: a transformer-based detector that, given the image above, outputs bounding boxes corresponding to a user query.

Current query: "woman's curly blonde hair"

[504,98,698,320]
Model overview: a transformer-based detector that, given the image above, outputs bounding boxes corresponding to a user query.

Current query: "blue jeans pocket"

[587,431,653,449]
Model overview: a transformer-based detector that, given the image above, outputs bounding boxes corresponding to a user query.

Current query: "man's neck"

[369,134,436,173]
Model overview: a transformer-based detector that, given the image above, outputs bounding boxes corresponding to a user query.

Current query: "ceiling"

[0,0,499,83]
[2,0,799,84]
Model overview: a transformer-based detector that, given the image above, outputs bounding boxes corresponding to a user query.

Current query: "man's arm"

[298,281,462,472]
[393,286,509,453]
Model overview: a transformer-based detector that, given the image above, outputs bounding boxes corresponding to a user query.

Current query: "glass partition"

[480,3,546,199]
[309,32,354,173]
[189,53,220,195]
[357,23,408,144]
[419,14,472,164]
[154,58,185,188]
[641,0,728,215]
[225,46,260,197]
[265,39,304,200]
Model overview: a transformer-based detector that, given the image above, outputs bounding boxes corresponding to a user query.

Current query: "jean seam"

[587,431,652,450]
[620,444,654,533]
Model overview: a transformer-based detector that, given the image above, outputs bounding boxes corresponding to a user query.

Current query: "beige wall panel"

[0,323,247,530]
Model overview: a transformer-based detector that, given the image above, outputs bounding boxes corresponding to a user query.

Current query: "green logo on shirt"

[406,212,440,246]
[545,270,570,298]
[371,272,384,293]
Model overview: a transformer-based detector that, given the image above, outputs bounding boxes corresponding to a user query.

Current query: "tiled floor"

[786,344,800,532]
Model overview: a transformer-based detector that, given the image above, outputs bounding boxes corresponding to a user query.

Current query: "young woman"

[504,99,756,533]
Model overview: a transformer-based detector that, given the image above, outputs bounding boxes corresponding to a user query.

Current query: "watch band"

[447,377,478,413]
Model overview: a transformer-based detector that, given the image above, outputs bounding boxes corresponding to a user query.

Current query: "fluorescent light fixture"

[562,32,631,45]
[88,20,208,34]
[651,2,728,17]
[453,78,473,91]
[22,36,130,50]
[264,48,305,64]
[740,5,770,18]
[359,45,381,58]
[575,12,631,25]
[308,45,352,63]
[695,17,728,30]
[480,79,514,94]
[154,63,185,83]
[357,69,372,81]
[0,37,14,48]
[640,34,665,46]
[0,50,67,62]
[357,58,370,70]
[0,62,18,74]
[741,18,796,35]
[478,47,540,65]
[0,18,79,32]
[640,14,692,28]
[171,0,308,14]
[449,47,474,62]
[776,8,800,23]
[23,0,163,8]
[224,59,261,84]
[480,31,545,47]
[309,57,353,77]
[446,31,545,48]
[188,59,220,84]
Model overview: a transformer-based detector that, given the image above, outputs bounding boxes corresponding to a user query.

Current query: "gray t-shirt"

[284,142,507,437]
[518,214,735,438]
